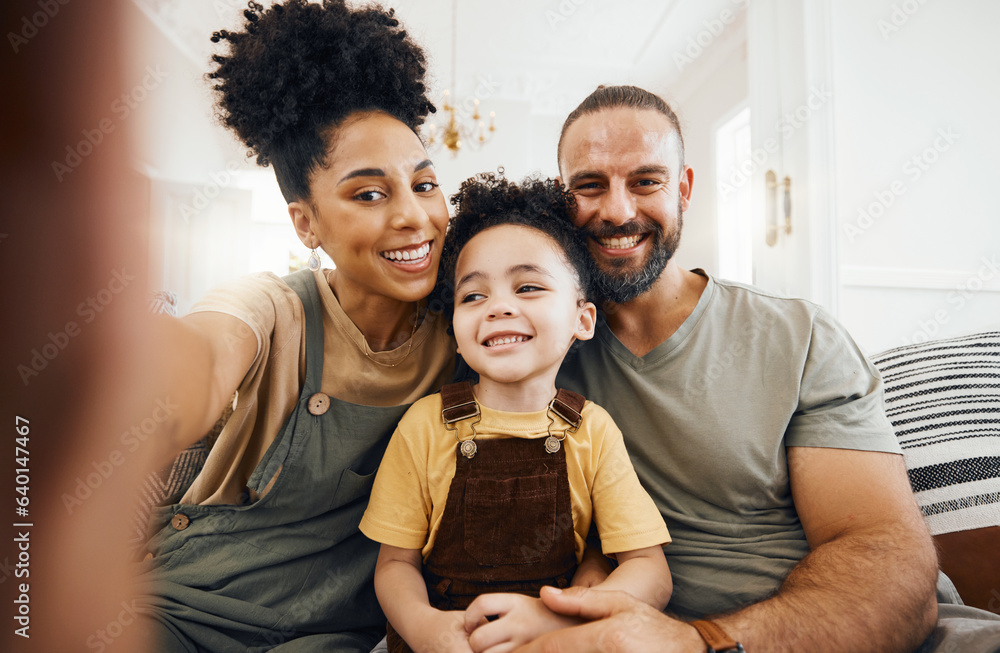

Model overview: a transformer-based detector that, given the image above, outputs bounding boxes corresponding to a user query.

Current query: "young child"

[360,174,671,653]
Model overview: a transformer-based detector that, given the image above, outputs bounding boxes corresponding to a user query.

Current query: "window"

[715,105,752,283]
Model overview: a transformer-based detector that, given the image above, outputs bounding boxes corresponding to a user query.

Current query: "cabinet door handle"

[766,170,778,247]
[783,175,792,235]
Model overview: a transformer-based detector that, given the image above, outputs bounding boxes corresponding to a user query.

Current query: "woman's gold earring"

[307,249,321,272]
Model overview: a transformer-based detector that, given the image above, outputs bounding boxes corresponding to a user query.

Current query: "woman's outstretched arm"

[146,311,258,466]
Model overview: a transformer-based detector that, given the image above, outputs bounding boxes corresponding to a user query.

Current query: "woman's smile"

[380,240,433,271]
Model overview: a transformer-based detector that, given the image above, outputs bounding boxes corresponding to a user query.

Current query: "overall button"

[143,552,154,561]
[308,393,330,416]
[171,513,190,531]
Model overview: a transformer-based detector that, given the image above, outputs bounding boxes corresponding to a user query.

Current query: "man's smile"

[595,234,648,251]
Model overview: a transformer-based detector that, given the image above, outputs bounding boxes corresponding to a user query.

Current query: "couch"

[137,316,1000,613]
[870,330,1000,613]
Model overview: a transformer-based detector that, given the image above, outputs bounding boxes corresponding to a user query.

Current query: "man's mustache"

[584,220,664,240]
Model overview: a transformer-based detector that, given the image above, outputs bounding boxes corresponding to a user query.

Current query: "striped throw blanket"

[870,331,1000,536]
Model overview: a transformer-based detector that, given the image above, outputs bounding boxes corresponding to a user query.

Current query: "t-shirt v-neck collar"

[596,270,715,370]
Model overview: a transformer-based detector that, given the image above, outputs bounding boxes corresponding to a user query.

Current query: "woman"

[135,2,457,650]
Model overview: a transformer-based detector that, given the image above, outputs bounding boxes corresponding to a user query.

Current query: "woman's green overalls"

[137,270,410,652]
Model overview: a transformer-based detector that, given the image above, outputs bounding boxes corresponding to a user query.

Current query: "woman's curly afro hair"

[208,0,434,203]
[436,172,594,323]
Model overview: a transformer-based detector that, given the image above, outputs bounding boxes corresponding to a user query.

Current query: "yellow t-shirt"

[179,269,456,506]
[360,393,670,562]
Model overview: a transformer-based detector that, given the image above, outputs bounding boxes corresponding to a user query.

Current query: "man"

[522,85,1000,652]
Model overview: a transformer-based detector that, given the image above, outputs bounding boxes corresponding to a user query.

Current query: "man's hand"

[510,587,705,653]
[464,592,585,653]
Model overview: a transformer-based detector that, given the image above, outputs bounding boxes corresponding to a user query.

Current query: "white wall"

[828,0,1000,352]
[121,1,250,183]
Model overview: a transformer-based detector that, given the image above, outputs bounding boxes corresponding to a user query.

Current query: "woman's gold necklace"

[324,269,423,367]
[360,304,421,367]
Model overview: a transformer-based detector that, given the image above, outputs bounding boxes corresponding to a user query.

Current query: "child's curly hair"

[208,0,434,203]
[436,172,594,323]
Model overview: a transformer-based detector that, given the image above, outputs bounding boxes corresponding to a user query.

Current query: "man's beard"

[587,204,683,305]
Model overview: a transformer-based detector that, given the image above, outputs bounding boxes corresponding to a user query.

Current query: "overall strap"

[441,382,479,423]
[439,382,586,430]
[550,389,584,431]
[282,269,325,393]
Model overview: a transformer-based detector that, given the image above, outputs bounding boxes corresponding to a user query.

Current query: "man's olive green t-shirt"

[556,272,900,618]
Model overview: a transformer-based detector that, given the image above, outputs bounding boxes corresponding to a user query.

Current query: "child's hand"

[412,609,475,653]
[463,592,584,653]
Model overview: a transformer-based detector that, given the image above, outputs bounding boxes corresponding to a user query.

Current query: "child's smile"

[482,332,532,348]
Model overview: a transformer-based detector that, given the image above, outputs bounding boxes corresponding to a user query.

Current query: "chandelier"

[423,0,496,155]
